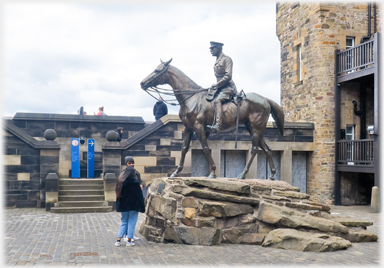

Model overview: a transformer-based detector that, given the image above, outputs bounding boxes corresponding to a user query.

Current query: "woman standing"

[94,106,106,116]
[115,156,145,247]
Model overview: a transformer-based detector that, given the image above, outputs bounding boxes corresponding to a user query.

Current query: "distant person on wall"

[94,106,106,116]
[116,127,124,142]
[114,156,145,247]
[153,97,168,120]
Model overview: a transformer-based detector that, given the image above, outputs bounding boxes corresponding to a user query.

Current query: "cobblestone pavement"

[3,206,382,266]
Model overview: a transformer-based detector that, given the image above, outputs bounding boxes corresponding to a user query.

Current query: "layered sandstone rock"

[139,177,377,251]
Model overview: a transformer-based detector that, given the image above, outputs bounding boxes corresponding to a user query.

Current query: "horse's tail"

[267,98,284,136]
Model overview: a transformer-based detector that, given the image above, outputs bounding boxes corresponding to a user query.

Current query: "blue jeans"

[117,210,139,239]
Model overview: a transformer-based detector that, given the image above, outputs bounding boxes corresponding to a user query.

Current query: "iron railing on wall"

[336,39,374,76]
[337,139,374,166]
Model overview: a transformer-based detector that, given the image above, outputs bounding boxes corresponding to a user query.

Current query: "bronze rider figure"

[207,41,237,132]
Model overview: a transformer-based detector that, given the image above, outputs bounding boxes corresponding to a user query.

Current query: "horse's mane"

[170,65,205,92]
[168,65,209,113]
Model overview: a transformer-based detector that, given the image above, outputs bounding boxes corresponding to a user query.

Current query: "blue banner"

[71,138,80,178]
[87,139,95,178]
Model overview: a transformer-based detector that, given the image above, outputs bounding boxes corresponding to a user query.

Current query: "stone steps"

[59,195,105,202]
[56,201,107,207]
[59,185,104,190]
[50,206,112,213]
[51,178,112,213]
[59,190,105,196]
[59,178,104,185]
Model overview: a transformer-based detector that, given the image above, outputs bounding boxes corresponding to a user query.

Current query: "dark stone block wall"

[122,122,182,180]
[3,113,146,208]
[4,133,41,208]
[10,113,146,178]
[12,113,145,139]
[194,123,314,143]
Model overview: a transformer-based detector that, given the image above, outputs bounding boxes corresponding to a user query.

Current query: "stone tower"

[276,3,381,204]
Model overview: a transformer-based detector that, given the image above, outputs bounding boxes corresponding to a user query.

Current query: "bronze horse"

[140,59,284,180]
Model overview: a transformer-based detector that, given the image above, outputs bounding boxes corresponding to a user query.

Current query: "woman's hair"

[99,106,104,111]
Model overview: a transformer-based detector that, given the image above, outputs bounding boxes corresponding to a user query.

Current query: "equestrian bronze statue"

[140,59,284,180]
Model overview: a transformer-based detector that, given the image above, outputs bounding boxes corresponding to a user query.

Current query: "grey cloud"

[8,51,101,85]
[3,2,281,120]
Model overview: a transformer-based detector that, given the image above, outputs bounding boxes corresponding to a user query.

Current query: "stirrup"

[207,124,221,132]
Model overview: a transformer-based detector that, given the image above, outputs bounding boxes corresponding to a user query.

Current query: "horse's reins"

[144,63,207,106]
[145,86,207,106]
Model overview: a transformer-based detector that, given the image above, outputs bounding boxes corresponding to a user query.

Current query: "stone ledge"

[262,228,352,252]
[272,189,310,199]
[4,120,60,149]
[181,187,260,206]
[12,112,145,124]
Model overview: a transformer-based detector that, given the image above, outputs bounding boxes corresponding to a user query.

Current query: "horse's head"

[140,58,172,90]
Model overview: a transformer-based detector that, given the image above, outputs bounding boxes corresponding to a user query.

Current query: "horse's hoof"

[237,174,245,180]
[170,172,177,178]
[208,173,216,179]
[268,176,275,181]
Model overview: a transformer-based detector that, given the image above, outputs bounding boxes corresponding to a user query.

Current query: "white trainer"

[124,235,140,242]
[126,241,135,247]
[114,241,121,247]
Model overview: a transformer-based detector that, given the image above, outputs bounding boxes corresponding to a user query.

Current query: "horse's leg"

[170,128,193,177]
[259,138,276,180]
[237,127,261,180]
[195,125,216,178]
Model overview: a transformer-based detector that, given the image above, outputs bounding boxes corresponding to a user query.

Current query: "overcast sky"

[2,0,281,122]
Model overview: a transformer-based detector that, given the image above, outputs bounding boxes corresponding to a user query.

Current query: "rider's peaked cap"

[125,156,134,164]
[210,41,224,48]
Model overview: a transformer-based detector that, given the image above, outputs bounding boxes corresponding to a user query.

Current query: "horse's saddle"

[207,88,246,107]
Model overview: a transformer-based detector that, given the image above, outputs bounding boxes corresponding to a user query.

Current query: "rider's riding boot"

[211,101,222,132]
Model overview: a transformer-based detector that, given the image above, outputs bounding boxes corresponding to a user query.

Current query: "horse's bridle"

[143,63,207,106]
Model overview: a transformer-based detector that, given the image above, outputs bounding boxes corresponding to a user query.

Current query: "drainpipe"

[374,3,376,33]
[360,86,367,139]
[360,3,372,44]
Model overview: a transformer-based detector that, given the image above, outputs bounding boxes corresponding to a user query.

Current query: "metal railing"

[337,139,374,165]
[337,39,374,75]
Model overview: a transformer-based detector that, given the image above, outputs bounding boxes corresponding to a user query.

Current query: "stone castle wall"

[4,132,42,208]
[3,113,315,208]
[8,113,145,178]
[276,3,381,204]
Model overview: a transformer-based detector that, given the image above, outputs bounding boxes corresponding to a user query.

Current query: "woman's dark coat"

[115,166,145,213]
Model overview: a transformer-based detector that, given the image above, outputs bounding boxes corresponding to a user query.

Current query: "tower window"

[346,37,355,72]
[346,37,355,49]
[293,43,303,84]
[299,44,302,81]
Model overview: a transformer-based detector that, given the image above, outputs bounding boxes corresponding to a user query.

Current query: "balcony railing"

[337,39,374,76]
[337,139,374,166]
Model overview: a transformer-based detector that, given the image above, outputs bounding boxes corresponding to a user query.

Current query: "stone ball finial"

[44,129,57,140]
[106,130,119,141]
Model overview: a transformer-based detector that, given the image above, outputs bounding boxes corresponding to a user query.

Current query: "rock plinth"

[139,177,378,250]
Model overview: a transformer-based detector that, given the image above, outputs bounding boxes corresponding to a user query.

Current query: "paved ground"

[3,205,382,266]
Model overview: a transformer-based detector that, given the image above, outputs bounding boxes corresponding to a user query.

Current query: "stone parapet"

[102,142,122,179]
[45,173,59,211]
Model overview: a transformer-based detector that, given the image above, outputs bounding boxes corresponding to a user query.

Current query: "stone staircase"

[50,178,113,213]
